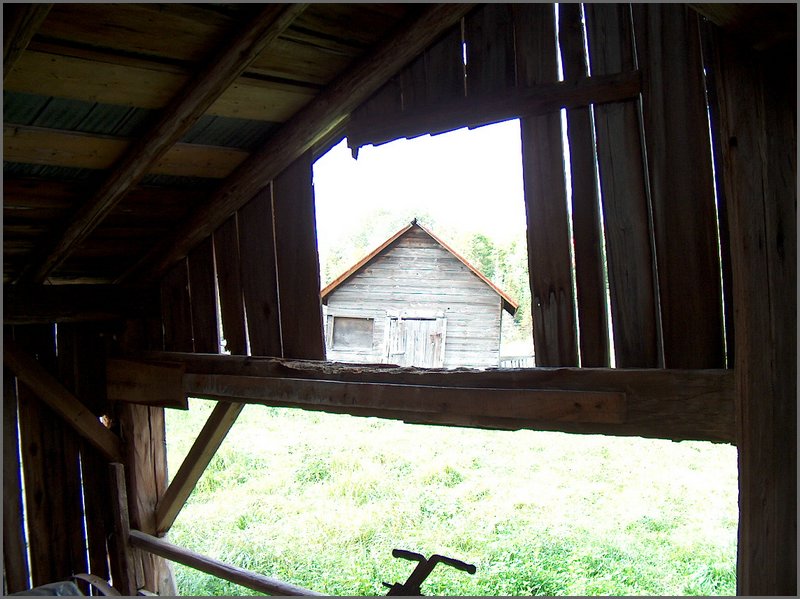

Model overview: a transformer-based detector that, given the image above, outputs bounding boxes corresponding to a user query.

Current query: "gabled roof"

[321,220,519,316]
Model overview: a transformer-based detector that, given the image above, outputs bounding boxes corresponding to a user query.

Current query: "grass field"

[165,399,738,596]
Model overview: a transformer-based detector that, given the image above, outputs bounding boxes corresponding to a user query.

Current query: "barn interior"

[2,3,796,596]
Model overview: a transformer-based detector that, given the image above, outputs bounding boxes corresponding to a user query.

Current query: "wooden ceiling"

[3,3,472,286]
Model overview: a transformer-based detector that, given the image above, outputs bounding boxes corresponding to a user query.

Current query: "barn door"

[387,315,446,367]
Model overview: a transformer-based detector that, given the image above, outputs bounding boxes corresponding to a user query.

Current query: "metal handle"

[392,549,426,563]
[429,554,476,574]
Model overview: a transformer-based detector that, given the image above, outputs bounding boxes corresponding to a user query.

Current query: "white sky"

[312,118,527,256]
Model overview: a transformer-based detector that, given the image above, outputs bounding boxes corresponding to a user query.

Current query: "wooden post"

[709,26,796,595]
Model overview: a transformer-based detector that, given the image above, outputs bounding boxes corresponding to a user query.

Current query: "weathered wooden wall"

[3,323,119,594]
[347,3,731,370]
[325,226,504,368]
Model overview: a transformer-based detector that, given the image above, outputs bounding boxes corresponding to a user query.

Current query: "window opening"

[313,120,532,371]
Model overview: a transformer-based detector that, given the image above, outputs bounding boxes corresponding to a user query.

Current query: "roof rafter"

[123,3,476,285]
[17,3,308,285]
[3,3,52,83]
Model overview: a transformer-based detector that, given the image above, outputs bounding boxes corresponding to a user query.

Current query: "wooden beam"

[186,375,627,423]
[3,3,52,83]
[19,4,307,285]
[4,284,159,324]
[129,529,322,596]
[125,3,475,284]
[347,70,641,151]
[4,339,123,461]
[132,352,735,443]
[155,402,243,534]
[106,359,187,409]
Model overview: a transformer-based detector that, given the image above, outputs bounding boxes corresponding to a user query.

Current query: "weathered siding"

[325,228,503,368]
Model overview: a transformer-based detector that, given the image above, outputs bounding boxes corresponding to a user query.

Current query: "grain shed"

[2,3,795,596]
[321,220,518,368]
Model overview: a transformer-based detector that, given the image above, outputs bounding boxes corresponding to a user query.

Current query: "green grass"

[165,400,738,596]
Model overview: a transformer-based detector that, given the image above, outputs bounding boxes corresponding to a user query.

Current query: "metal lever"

[384,549,476,595]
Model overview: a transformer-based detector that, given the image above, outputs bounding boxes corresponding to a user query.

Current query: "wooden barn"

[321,220,518,368]
[2,3,796,596]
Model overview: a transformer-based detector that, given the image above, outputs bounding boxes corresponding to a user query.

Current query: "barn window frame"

[326,314,375,351]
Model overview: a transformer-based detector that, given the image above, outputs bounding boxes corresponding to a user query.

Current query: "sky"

[311,118,528,257]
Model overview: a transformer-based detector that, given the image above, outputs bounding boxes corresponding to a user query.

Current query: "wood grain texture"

[14,326,73,586]
[585,3,660,367]
[126,4,474,283]
[559,3,609,367]
[3,365,30,593]
[238,186,282,357]
[141,352,736,444]
[633,4,724,368]
[18,4,305,285]
[155,401,243,534]
[273,151,325,360]
[107,359,187,409]
[3,125,248,177]
[119,404,176,595]
[160,260,193,353]
[347,70,641,150]
[5,338,123,462]
[464,3,515,96]
[710,27,796,595]
[3,3,52,82]
[130,529,322,596]
[514,3,577,367]
[212,216,247,355]
[187,237,220,354]
[108,463,137,596]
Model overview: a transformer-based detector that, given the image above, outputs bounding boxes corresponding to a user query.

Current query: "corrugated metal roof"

[182,114,278,151]
[3,91,276,150]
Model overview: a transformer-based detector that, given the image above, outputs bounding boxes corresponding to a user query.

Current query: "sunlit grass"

[165,400,738,596]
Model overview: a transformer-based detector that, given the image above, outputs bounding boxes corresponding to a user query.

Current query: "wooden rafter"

[123,3,476,284]
[3,3,52,83]
[18,3,308,285]
[4,340,123,462]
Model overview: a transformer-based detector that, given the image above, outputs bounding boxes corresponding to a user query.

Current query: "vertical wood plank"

[3,363,30,593]
[62,323,113,585]
[213,216,248,355]
[633,4,725,368]
[699,22,735,367]
[465,3,516,96]
[585,3,660,367]
[108,463,137,597]
[160,259,194,352]
[238,185,282,357]
[273,151,325,360]
[187,236,221,354]
[55,326,90,593]
[513,3,578,366]
[711,26,796,595]
[424,25,465,105]
[16,325,75,587]
[559,3,610,367]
